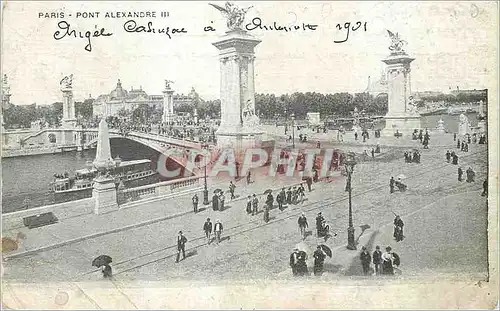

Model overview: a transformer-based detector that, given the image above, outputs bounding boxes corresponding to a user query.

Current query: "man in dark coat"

[252,194,259,215]
[246,195,252,214]
[306,177,313,192]
[458,167,463,181]
[466,167,475,183]
[203,218,213,244]
[454,133,457,141]
[372,246,383,275]
[229,181,236,200]
[482,179,488,196]
[446,150,451,163]
[360,246,372,275]
[266,192,274,210]
[298,213,308,240]
[277,188,286,210]
[192,194,199,213]
[457,139,461,149]
[393,215,404,242]
[286,187,293,205]
[176,231,188,263]
[316,212,325,237]
[296,250,309,276]
[212,193,219,211]
[246,170,251,184]
[452,154,459,165]
[289,248,300,276]
[390,177,395,193]
[313,246,326,276]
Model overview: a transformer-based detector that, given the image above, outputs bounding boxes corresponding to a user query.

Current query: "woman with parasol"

[393,215,404,242]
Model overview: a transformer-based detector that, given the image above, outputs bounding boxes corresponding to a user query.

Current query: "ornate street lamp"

[345,152,357,250]
[201,143,209,205]
[291,113,296,149]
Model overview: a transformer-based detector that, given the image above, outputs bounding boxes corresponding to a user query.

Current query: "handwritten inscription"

[53,21,113,52]
[334,21,367,43]
[123,20,187,39]
[246,17,318,32]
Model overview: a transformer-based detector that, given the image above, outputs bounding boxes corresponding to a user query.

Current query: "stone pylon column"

[162,80,175,124]
[60,75,76,129]
[213,29,264,149]
[380,33,421,137]
[2,74,11,131]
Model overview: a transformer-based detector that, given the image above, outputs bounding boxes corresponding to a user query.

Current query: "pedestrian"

[360,246,372,276]
[316,212,325,237]
[203,218,213,244]
[371,148,375,158]
[252,194,259,215]
[452,154,459,165]
[263,206,270,223]
[219,192,225,211]
[214,220,223,244]
[313,246,326,276]
[289,248,300,276]
[175,231,188,263]
[457,139,461,149]
[192,194,199,213]
[246,170,251,184]
[354,132,358,140]
[277,188,285,211]
[482,179,488,196]
[390,176,395,193]
[393,215,404,242]
[286,187,292,205]
[306,177,312,192]
[446,150,451,163]
[466,167,475,183]
[229,181,236,200]
[102,264,112,278]
[372,246,383,275]
[454,133,457,141]
[317,141,321,149]
[298,213,308,240]
[298,184,306,203]
[461,141,465,151]
[458,167,463,182]
[381,246,400,275]
[212,193,219,211]
[246,195,252,214]
[467,135,471,144]
[296,249,309,276]
[266,191,274,210]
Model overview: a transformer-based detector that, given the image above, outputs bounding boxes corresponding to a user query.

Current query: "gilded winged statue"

[209,2,253,30]
[60,74,73,89]
[387,30,407,53]
[165,80,174,89]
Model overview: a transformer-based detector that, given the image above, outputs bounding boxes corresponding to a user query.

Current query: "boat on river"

[49,159,158,194]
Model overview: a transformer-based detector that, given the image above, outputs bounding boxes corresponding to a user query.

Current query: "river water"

[1,139,162,213]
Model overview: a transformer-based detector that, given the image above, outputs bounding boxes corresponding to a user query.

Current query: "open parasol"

[263,189,273,195]
[92,255,112,268]
[213,189,222,194]
[396,174,407,180]
[295,241,312,254]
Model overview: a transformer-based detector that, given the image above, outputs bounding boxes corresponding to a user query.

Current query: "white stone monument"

[162,80,175,124]
[2,74,11,130]
[60,74,77,128]
[210,2,264,151]
[92,118,118,214]
[381,30,421,137]
[352,107,361,133]
[477,100,487,134]
[436,118,445,133]
[458,113,471,136]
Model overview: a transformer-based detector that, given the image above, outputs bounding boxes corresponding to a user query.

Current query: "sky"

[1,1,498,106]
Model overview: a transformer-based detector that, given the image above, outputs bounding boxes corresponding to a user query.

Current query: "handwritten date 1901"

[334,21,367,43]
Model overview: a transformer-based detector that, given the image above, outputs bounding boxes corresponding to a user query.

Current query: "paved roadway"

[2,134,488,286]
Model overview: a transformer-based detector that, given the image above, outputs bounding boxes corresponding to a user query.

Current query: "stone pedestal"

[436,118,446,133]
[478,119,487,133]
[61,89,77,128]
[381,53,421,137]
[213,29,265,150]
[93,176,118,214]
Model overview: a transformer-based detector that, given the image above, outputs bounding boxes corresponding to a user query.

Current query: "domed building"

[93,79,199,118]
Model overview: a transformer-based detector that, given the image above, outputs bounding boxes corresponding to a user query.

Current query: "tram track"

[82,148,486,278]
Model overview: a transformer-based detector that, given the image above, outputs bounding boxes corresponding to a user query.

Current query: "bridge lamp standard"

[291,113,295,149]
[344,152,357,250]
[201,143,210,205]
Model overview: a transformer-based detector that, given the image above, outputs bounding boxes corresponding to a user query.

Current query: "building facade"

[93,79,199,118]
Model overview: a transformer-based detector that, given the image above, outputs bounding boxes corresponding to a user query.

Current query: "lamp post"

[202,143,209,205]
[291,113,295,148]
[345,152,357,250]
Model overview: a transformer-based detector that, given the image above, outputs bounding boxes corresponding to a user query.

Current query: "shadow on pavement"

[356,224,371,244]
[344,230,380,276]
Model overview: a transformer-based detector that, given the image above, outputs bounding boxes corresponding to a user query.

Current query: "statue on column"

[165,79,174,89]
[458,113,471,136]
[407,95,418,114]
[387,30,407,54]
[60,74,73,90]
[242,99,259,129]
[209,2,253,30]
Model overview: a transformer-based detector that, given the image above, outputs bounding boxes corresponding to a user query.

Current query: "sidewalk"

[4,167,308,259]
